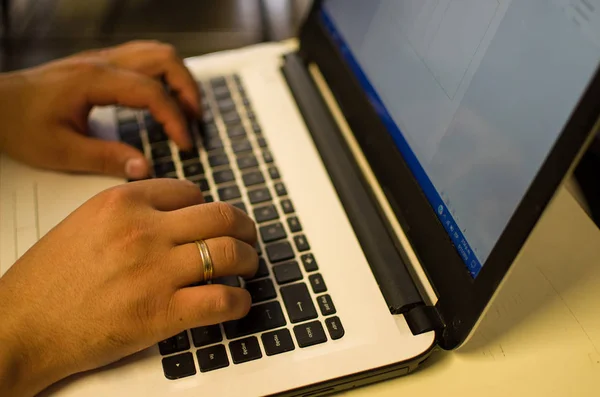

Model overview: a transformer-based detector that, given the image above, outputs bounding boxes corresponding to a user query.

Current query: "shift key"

[223,301,286,339]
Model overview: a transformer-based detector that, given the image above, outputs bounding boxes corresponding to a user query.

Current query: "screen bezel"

[298,0,600,349]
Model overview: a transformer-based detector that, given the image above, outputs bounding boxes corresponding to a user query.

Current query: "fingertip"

[125,157,149,180]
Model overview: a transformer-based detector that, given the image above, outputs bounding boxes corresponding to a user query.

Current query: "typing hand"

[0,179,257,396]
[0,41,200,180]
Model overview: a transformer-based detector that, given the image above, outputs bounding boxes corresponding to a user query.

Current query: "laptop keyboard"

[115,74,345,380]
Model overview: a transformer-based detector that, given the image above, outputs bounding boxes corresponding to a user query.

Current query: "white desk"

[345,186,600,396]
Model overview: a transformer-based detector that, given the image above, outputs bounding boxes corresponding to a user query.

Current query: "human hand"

[0,41,200,180]
[0,179,258,396]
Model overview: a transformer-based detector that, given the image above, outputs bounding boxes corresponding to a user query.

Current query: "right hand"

[0,179,258,396]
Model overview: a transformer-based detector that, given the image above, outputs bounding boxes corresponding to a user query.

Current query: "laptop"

[2,0,600,395]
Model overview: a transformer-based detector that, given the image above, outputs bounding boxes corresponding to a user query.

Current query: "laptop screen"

[321,0,600,278]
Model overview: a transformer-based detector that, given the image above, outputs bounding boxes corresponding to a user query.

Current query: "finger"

[122,178,204,211]
[81,63,192,149]
[56,130,150,179]
[168,285,251,330]
[166,202,257,246]
[170,237,259,286]
[98,41,201,117]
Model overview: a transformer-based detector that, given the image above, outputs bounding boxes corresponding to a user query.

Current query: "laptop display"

[321,0,600,277]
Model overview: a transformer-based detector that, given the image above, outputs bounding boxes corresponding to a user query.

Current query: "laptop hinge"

[281,52,424,314]
[404,304,445,335]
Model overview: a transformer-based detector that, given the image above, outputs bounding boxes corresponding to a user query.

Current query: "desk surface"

[345,186,600,396]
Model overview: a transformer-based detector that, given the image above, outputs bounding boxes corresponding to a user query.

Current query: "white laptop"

[2,0,600,396]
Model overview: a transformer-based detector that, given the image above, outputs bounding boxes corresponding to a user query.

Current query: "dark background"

[0,0,312,71]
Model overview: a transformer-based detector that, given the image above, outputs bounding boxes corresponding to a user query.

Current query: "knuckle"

[211,287,249,317]
[69,59,108,77]
[99,185,134,210]
[213,202,238,230]
[158,43,178,60]
[219,237,240,266]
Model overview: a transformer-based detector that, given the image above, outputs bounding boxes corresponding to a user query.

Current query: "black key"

[158,331,191,355]
[237,155,258,170]
[194,178,210,192]
[274,182,287,196]
[257,137,267,148]
[294,321,327,348]
[123,136,144,152]
[213,169,236,184]
[143,112,157,127]
[204,194,215,203]
[266,241,295,263]
[205,137,224,151]
[325,317,345,340]
[210,76,227,88]
[269,167,280,180]
[183,163,204,178]
[309,273,327,293]
[191,325,222,348]
[162,352,196,380]
[197,345,229,372]
[202,110,215,124]
[301,254,319,272]
[227,124,247,139]
[213,85,231,100]
[294,235,311,252]
[254,205,279,223]
[232,202,247,213]
[222,111,241,125]
[281,199,295,214]
[261,329,295,356]
[201,122,220,138]
[209,153,230,167]
[246,109,256,120]
[242,97,251,106]
[249,257,269,279]
[151,143,172,160]
[213,276,241,288]
[218,98,236,112]
[229,336,262,364]
[218,185,241,201]
[248,188,272,204]
[243,170,265,187]
[260,222,287,243]
[246,279,276,303]
[251,121,262,134]
[232,139,253,154]
[223,301,286,339]
[147,124,168,143]
[164,173,179,179]
[281,283,317,323]
[179,150,199,162]
[263,150,274,164]
[118,121,140,140]
[287,216,302,232]
[273,261,303,285]
[154,161,175,176]
[317,295,336,316]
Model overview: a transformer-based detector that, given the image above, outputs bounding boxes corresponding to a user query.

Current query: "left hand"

[0,41,200,180]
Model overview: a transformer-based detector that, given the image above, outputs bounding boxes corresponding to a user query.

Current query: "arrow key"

[162,352,196,380]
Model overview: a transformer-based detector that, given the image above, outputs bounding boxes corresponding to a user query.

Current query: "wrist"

[0,285,71,396]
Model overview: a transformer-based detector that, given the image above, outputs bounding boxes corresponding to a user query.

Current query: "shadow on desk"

[457,187,600,357]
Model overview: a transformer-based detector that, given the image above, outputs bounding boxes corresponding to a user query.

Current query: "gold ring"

[195,240,214,282]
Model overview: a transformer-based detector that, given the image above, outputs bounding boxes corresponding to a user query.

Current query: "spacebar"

[223,301,286,339]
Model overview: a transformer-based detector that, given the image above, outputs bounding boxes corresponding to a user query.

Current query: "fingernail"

[125,158,148,180]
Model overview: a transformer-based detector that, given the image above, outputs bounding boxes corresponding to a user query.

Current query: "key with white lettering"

[294,320,327,348]
[229,336,262,364]
[317,295,336,316]
[197,344,229,372]
[261,329,295,356]
[281,283,317,323]
[223,301,286,339]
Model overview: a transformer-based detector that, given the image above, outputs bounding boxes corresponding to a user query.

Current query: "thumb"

[60,130,149,179]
